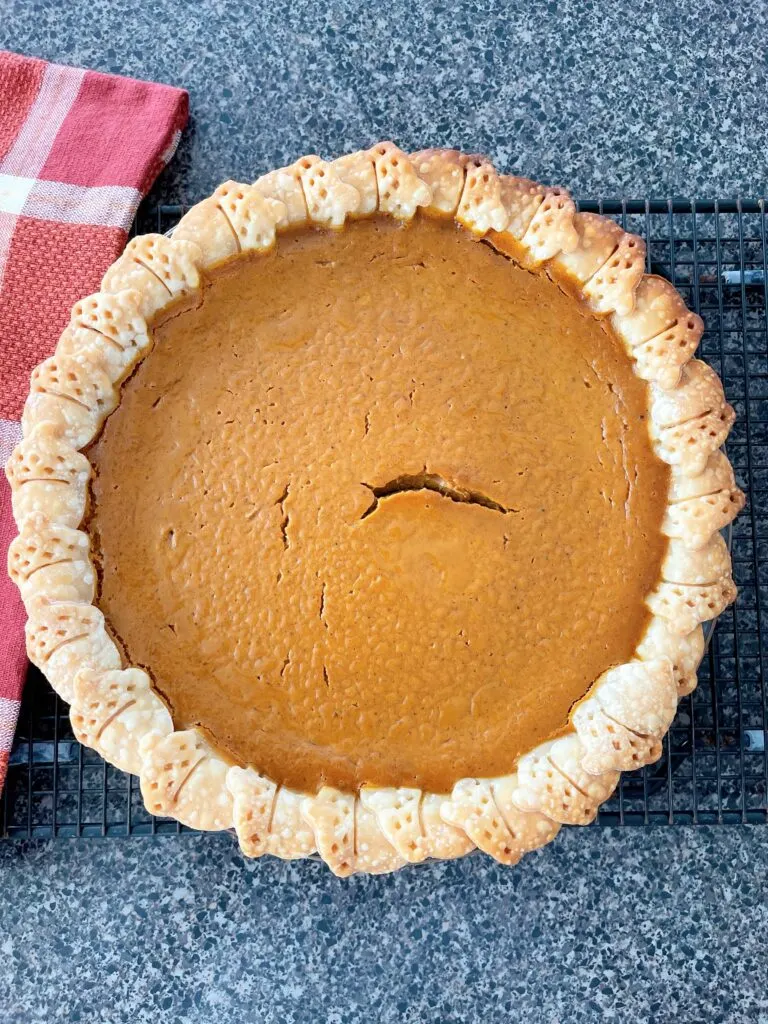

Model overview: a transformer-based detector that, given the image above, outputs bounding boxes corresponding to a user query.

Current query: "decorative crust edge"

[4,143,744,874]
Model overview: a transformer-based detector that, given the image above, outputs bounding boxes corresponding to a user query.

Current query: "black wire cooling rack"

[2,198,766,840]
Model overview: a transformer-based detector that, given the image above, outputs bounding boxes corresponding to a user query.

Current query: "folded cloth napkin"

[0,49,188,792]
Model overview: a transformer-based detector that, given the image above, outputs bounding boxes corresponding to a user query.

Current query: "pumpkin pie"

[6,144,744,874]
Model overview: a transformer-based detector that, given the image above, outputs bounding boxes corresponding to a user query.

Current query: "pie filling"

[87,215,669,794]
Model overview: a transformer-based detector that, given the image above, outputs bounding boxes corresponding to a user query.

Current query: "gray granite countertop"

[3,827,768,1024]
[4,0,767,202]
[2,2,768,1021]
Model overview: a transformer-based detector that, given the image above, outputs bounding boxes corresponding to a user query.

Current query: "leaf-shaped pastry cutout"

[360,786,427,861]
[253,163,308,227]
[71,667,172,774]
[140,730,233,830]
[213,181,284,249]
[6,426,90,529]
[22,354,117,448]
[331,150,379,216]
[647,577,737,635]
[572,703,663,774]
[441,777,559,864]
[637,618,705,697]
[102,235,202,318]
[591,659,677,738]
[370,142,432,221]
[301,787,402,875]
[520,188,578,264]
[58,288,150,384]
[457,156,508,234]
[175,183,285,265]
[173,197,240,265]
[581,231,644,316]
[410,148,466,216]
[70,287,148,352]
[498,175,545,239]
[555,212,625,283]
[633,314,704,389]
[24,598,120,702]
[8,514,93,606]
[301,786,356,877]
[513,736,616,825]
[668,450,736,503]
[654,404,736,475]
[663,487,745,549]
[227,767,316,860]
[612,275,702,388]
[651,360,726,428]
[361,786,472,863]
[296,156,360,228]
[352,801,405,875]
[662,534,731,585]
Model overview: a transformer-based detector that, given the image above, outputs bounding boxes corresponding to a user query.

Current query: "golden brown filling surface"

[88,216,669,794]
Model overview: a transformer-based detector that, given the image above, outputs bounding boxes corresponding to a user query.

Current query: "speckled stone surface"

[2,2,768,1022]
[2,0,768,202]
[3,828,768,1023]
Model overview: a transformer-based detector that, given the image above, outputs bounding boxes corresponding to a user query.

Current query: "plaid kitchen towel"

[0,49,188,792]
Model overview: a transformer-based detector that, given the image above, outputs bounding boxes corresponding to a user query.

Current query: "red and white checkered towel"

[0,49,188,792]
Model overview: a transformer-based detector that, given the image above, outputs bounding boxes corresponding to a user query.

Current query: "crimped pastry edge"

[5,143,743,875]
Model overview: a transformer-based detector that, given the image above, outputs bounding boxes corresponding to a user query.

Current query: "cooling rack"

[2,198,765,839]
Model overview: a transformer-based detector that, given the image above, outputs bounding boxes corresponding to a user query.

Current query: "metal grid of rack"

[2,199,766,840]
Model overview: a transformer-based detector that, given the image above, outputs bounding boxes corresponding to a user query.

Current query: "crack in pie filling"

[7,145,745,874]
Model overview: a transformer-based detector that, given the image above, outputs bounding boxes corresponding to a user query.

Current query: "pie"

[5,144,744,875]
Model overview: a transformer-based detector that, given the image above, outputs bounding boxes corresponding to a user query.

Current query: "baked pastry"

[6,144,744,874]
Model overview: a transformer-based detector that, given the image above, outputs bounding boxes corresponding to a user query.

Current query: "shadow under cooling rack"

[2,198,767,840]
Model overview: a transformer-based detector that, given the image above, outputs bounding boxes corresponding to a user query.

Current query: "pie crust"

[6,144,744,874]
